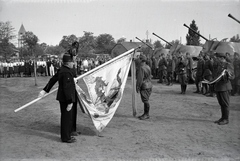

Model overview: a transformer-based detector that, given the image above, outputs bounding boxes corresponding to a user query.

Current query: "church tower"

[18,24,26,48]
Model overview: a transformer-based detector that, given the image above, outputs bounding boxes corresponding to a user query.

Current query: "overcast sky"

[0,0,239,46]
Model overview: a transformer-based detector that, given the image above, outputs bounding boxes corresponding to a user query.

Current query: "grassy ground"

[0,76,240,161]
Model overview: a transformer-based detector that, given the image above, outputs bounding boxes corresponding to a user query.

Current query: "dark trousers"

[140,88,152,115]
[231,77,239,95]
[195,76,202,92]
[59,102,73,142]
[71,102,77,132]
[166,72,173,84]
[216,91,230,120]
[158,70,166,83]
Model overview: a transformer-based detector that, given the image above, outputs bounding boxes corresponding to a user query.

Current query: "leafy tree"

[22,31,38,55]
[186,20,200,46]
[229,34,240,42]
[34,44,46,57]
[165,40,180,49]
[21,31,39,85]
[95,34,116,54]
[117,37,126,44]
[45,45,65,56]
[59,34,78,50]
[78,31,96,55]
[0,21,16,59]
[153,40,163,49]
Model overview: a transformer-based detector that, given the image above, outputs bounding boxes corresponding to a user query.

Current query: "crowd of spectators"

[0,55,111,78]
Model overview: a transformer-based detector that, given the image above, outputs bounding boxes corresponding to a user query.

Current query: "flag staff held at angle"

[152,32,173,46]
[14,47,140,113]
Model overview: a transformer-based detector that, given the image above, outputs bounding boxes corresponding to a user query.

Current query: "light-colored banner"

[76,52,133,132]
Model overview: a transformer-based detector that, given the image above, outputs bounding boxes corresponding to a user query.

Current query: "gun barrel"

[135,37,154,50]
[228,14,240,24]
[183,24,208,41]
[152,33,172,46]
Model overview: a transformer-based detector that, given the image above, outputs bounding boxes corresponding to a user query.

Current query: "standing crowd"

[0,56,111,78]
[142,50,239,126]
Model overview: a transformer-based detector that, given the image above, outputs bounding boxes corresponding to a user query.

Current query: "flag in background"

[76,51,134,132]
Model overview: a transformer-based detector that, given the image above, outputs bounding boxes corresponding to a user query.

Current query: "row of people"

[0,55,111,78]
[194,51,240,97]
[146,52,194,86]
[0,59,60,78]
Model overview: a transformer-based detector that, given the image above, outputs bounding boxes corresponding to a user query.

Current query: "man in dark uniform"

[214,52,235,125]
[166,54,175,86]
[175,55,188,94]
[193,53,205,93]
[231,52,240,96]
[151,56,158,79]
[202,53,213,95]
[39,54,77,143]
[136,54,153,120]
[185,52,194,83]
[39,42,80,137]
[157,53,167,83]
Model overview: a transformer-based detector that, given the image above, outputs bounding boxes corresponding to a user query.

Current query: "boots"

[182,85,187,94]
[206,85,215,97]
[194,83,200,93]
[180,85,184,94]
[138,103,150,120]
[180,85,187,94]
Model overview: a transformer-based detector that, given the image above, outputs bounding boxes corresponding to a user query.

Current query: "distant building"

[153,48,170,58]
[111,41,144,58]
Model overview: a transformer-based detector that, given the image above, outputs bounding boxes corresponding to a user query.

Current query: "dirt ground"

[0,76,240,161]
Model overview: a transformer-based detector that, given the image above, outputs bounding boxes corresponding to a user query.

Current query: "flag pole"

[14,48,140,113]
[131,50,137,117]
[74,48,136,81]
[14,88,57,112]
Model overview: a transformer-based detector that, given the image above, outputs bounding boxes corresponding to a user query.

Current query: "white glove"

[38,90,46,98]
[74,78,78,84]
[67,103,73,111]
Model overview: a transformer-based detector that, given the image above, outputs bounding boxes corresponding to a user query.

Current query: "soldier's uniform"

[166,55,175,85]
[136,54,152,120]
[202,54,213,95]
[175,56,188,94]
[194,54,205,93]
[231,52,240,95]
[186,53,194,83]
[157,54,167,83]
[214,52,235,125]
[151,57,158,79]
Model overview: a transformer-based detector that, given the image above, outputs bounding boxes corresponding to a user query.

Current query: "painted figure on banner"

[75,51,133,132]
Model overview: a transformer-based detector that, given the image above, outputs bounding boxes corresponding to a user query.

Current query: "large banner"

[76,51,134,132]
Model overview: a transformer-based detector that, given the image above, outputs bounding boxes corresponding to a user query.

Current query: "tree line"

[0,20,239,60]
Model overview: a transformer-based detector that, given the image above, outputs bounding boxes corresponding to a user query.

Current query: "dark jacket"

[166,58,175,72]
[203,59,213,77]
[56,65,76,103]
[136,63,152,91]
[175,58,188,75]
[158,58,167,71]
[43,68,77,93]
[196,59,205,77]
[214,61,235,92]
